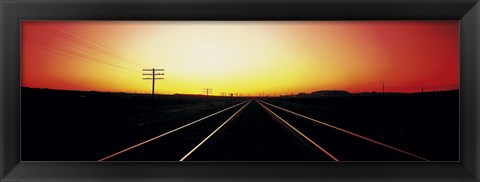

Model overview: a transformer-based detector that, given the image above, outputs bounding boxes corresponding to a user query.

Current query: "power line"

[29,24,143,73]
[52,24,144,68]
[23,38,138,74]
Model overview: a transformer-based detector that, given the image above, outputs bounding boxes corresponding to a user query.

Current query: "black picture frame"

[1,0,479,181]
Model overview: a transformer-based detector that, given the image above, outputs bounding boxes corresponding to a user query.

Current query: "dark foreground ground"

[263,90,459,161]
[21,88,459,161]
[21,87,247,161]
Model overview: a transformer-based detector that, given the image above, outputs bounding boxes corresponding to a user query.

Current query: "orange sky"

[21,21,459,96]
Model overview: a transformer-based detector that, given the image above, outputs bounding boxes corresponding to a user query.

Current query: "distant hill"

[293,89,459,98]
[310,90,351,97]
[292,90,351,98]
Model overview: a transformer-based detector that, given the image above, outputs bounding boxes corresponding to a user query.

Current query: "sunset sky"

[21,21,459,96]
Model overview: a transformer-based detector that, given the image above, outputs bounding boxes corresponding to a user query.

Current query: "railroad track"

[99,99,427,161]
[99,100,251,161]
[257,100,428,161]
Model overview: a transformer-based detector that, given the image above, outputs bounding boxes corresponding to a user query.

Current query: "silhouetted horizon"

[21,86,459,97]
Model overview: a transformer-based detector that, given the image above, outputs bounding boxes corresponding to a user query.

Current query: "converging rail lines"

[99,99,427,161]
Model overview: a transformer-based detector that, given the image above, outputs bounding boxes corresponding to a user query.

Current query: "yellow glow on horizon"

[22,21,459,95]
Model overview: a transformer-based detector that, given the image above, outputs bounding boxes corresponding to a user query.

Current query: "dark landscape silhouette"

[21,87,459,161]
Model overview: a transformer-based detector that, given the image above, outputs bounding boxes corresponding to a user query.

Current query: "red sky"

[21,21,459,95]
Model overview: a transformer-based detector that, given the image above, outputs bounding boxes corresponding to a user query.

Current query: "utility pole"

[203,88,212,96]
[382,81,385,94]
[143,68,164,101]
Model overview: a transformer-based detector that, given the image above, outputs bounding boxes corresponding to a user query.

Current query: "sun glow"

[22,21,459,96]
